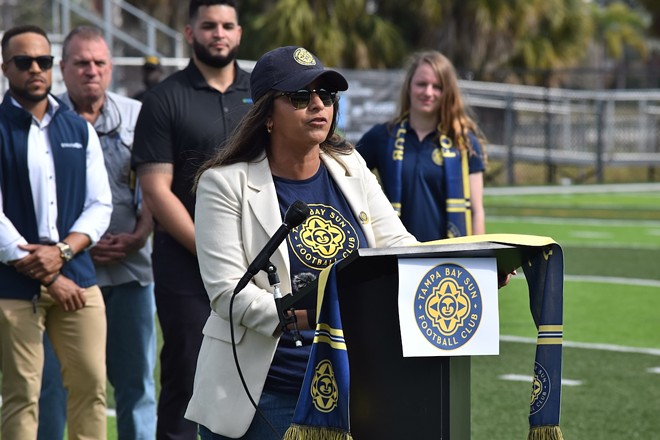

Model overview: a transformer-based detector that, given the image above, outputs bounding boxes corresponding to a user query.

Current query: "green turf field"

[471,184,660,439]
[3,184,659,439]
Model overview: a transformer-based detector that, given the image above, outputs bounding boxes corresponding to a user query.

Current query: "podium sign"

[398,257,499,357]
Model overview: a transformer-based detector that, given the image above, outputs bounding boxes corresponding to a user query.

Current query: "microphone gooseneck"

[234,200,309,294]
[229,200,309,440]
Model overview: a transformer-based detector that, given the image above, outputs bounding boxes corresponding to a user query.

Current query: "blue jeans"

[198,390,298,440]
[38,281,157,440]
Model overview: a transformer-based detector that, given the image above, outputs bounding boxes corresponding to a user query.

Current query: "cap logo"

[293,48,316,66]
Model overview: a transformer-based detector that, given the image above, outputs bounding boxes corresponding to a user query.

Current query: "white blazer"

[185,149,415,437]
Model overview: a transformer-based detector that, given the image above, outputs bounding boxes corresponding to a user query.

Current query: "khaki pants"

[0,285,107,440]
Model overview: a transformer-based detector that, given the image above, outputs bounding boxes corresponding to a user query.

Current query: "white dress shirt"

[0,95,112,263]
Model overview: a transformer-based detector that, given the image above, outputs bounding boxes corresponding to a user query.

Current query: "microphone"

[234,200,309,294]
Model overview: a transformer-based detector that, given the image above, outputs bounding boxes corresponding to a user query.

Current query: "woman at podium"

[185,46,417,439]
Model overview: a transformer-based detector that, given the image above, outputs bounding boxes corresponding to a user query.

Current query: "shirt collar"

[185,59,250,92]
[10,94,59,126]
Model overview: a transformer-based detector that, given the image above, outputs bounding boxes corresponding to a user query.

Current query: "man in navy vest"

[37,26,157,440]
[0,25,112,439]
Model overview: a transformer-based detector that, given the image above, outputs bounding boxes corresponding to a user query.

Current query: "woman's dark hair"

[194,90,352,189]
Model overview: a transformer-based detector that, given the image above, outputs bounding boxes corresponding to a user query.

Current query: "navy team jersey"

[265,162,367,394]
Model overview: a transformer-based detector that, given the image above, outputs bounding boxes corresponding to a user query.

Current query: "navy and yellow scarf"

[283,264,353,440]
[287,234,564,440]
[428,234,565,440]
[383,119,472,237]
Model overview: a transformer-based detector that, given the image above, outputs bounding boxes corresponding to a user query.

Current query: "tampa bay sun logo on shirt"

[413,263,483,350]
[287,203,360,271]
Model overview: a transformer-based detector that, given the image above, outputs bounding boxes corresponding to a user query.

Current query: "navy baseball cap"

[250,46,348,103]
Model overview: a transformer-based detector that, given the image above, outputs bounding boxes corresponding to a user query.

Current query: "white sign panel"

[398,258,499,357]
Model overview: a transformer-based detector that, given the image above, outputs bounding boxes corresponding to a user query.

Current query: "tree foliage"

[123,0,652,85]
[593,1,649,60]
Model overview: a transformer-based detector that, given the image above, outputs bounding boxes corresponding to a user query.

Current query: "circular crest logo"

[288,204,360,270]
[432,148,444,166]
[310,360,338,413]
[530,362,551,415]
[446,222,462,239]
[413,263,482,350]
[293,48,316,66]
[439,134,456,158]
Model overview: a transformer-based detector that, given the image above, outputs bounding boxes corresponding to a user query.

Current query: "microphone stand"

[266,261,303,347]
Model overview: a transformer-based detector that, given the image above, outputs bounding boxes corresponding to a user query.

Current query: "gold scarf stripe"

[537,338,563,345]
[314,323,347,350]
[539,325,563,332]
[447,198,471,214]
[538,324,563,345]
[447,198,472,206]
[313,335,348,350]
[316,323,345,337]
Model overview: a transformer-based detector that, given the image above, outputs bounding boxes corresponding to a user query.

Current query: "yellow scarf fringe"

[528,425,564,440]
[283,424,353,440]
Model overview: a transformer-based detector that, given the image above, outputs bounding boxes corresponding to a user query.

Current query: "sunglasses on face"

[8,55,55,71]
[276,89,338,110]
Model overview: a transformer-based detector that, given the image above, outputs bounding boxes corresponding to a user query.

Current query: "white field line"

[489,215,660,228]
[510,273,660,288]
[498,374,583,386]
[501,335,660,356]
[484,182,660,196]
[564,274,660,288]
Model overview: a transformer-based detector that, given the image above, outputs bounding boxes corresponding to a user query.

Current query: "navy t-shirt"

[357,122,485,241]
[265,162,367,394]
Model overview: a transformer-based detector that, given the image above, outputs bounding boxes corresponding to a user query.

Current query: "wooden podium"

[283,241,524,439]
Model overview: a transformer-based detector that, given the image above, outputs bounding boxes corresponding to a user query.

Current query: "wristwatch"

[55,241,74,262]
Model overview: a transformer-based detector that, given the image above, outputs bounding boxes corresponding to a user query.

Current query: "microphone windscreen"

[292,272,317,293]
[284,200,309,229]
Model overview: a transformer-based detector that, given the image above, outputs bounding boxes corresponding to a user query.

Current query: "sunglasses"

[8,55,55,71]
[276,89,338,110]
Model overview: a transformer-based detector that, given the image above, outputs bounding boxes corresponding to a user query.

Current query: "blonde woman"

[357,50,487,241]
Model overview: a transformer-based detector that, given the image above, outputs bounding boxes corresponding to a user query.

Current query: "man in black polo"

[131,1,251,438]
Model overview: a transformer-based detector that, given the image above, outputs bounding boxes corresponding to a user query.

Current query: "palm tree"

[592,1,648,61]
[594,1,650,88]
[430,0,519,78]
[498,0,594,85]
[246,0,406,68]
[123,0,651,85]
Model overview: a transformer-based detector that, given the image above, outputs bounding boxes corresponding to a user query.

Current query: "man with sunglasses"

[36,25,157,440]
[131,1,251,438]
[0,24,112,439]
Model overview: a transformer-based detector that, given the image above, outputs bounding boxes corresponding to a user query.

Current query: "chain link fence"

[338,69,660,186]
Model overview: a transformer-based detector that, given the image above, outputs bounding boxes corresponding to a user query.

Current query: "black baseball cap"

[250,46,348,103]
